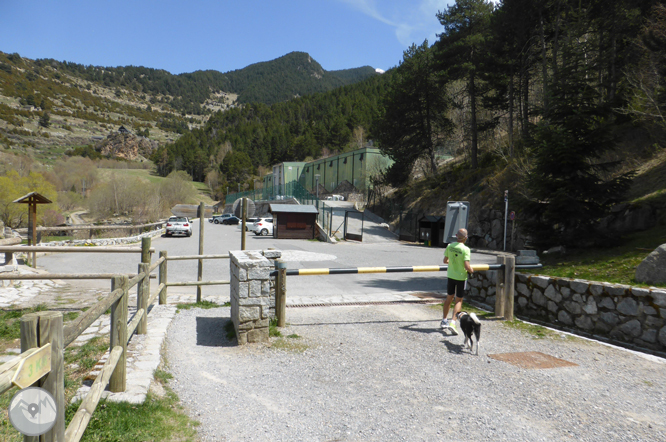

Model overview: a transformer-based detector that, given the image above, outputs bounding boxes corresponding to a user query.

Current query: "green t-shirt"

[445,242,471,281]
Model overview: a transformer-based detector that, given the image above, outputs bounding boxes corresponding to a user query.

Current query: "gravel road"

[166,304,666,442]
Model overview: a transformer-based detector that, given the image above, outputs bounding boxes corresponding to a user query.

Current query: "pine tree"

[376,41,453,185]
[436,0,495,169]
[520,10,633,247]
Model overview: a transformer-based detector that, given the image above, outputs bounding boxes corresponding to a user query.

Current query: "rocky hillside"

[95,132,159,161]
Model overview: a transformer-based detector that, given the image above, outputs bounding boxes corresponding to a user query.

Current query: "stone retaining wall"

[34,228,165,247]
[468,271,666,354]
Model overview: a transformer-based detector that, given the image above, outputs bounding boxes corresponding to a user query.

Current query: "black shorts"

[447,278,468,298]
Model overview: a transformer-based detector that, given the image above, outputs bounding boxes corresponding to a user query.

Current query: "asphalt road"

[37,219,497,299]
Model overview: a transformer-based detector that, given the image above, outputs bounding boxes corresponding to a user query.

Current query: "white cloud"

[339,0,452,47]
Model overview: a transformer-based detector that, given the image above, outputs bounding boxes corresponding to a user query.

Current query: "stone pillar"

[230,250,279,345]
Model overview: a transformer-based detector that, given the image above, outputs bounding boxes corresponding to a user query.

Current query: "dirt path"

[166,303,666,442]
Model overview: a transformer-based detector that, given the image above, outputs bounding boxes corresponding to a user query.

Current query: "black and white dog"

[456,312,481,355]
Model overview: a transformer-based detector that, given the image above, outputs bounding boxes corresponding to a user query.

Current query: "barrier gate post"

[275,260,287,327]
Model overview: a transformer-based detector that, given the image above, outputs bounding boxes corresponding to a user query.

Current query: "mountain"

[220,52,379,105]
[27,51,378,114]
[0,50,380,164]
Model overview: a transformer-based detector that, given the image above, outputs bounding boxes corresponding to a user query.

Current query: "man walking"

[441,228,473,335]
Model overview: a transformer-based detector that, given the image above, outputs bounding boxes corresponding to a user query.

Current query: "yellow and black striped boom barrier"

[270,263,541,277]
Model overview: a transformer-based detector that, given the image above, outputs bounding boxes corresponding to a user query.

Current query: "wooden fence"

[0,237,166,441]
[0,212,231,441]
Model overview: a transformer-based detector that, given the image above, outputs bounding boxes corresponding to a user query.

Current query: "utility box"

[419,215,444,246]
[443,201,470,244]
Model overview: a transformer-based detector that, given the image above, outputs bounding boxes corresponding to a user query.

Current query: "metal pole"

[197,202,204,303]
[315,175,320,199]
[241,198,247,251]
[503,190,509,252]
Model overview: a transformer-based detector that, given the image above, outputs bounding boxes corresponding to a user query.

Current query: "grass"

[538,225,666,288]
[1,310,199,441]
[96,167,214,204]
[41,235,74,242]
[224,320,236,340]
[0,305,48,352]
[175,300,227,312]
[269,317,282,337]
[62,338,199,442]
[64,389,199,442]
[502,320,561,340]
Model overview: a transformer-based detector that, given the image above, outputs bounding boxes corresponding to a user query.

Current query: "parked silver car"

[166,217,192,237]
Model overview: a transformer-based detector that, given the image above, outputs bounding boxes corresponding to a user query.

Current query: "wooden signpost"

[11,343,51,389]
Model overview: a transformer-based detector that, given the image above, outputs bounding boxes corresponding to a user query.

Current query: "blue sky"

[0,0,454,75]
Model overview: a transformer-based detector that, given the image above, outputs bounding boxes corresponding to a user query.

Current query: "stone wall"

[229,249,280,345]
[468,271,666,355]
[467,208,527,252]
[35,228,165,247]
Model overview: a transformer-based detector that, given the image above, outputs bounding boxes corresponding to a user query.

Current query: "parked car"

[253,218,274,236]
[247,218,272,234]
[210,214,233,224]
[165,217,192,237]
[221,216,240,225]
[238,218,259,231]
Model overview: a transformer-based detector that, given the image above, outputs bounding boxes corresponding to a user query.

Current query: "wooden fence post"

[495,255,506,318]
[109,276,128,393]
[159,250,167,305]
[141,236,151,265]
[275,260,287,327]
[137,263,149,334]
[20,312,65,442]
[20,315,39,442]
[504,255,516,321]
[197,202,204,303]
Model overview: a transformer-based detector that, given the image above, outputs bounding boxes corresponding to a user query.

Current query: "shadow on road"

[441,339,465,354]
[358,275,446,292]
[399,323,443,335]
[196,316,235,347]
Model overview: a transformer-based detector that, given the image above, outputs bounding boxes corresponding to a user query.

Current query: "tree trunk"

[508,73,514,157]
[539,9,549,113]
[469,74,478,169]
[522,70,530,138]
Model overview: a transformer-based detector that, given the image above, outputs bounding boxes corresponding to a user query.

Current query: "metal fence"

[398,211,419,242]
[225,181,324,206]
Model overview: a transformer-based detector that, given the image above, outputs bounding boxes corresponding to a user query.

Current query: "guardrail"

[269,257,541,326]
[0,237,167,442]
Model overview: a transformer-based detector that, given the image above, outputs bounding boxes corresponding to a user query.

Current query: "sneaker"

[449,321,458,335]
[440,319,449,329]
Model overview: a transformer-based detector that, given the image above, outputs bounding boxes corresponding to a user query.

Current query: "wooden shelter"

[13,191,52,267]
[269,204,318,239]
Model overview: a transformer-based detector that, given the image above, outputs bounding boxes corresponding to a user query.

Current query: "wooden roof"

[13,191,53,204]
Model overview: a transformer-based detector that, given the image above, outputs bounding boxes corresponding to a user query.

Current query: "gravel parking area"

[166,304,666,442]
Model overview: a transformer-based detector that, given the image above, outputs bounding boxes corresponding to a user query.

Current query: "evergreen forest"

[155,0,666,248]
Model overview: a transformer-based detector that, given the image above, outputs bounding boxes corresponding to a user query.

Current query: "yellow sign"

[12,344,51,389]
